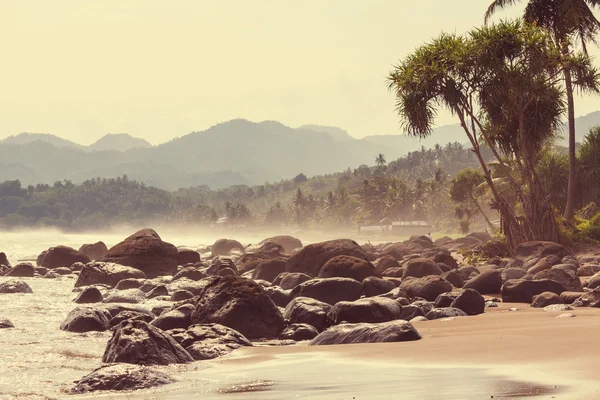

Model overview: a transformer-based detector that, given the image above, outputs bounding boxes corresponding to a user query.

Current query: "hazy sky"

[1,1,599,144]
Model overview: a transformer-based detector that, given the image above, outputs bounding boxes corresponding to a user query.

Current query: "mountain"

[0,133,84,150]
[88,134,152,152]
[300,125,355,141]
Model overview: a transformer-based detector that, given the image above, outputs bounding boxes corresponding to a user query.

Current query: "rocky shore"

[2,228,600,397]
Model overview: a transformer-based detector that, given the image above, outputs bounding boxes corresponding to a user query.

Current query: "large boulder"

[101,229,179,278]
[70,364,175,394]
[402,258,443,279]
[286,239,369,277]
[309,320,421,346]
[433,253,459,269]
[0,252,9,267]
[531,292,563,308]
[280,323,319,341]
[174,249,201,266]
[79,242,109,261]
[103,320,194,365]
[290,278,363,305]
[327,297,403,325]
[74,287,104,304]
[211,239,245,257]
[440,270,464,288]
[169,323,252,361]
[501,279,566,303]
[426,307,468,320]
[362,276,396,297]
[399,276,452,301]
[533,268,583,292]
[572,288,600,307]
[501,268,527,282]
[259,236,302,254]
[317,255,378,281]
[463,270,503,294]
[283,297,332,332]
[5,262,34,277]
[514,241,571,263]
[38,246,90,269]
[60,307,111,332]
[373,256,401,275]
[151,304,194,331]
[0,279,33,294]
[450,289,485,315]
[527,255,562,275]
[75,262,146,288]
[190,276,284,339]
[273,272,312,290]
[172,266,207,282]
[251,259,287,282]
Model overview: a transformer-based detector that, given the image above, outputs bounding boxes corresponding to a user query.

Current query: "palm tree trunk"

[563,55,577,221]
[473,198,495,231]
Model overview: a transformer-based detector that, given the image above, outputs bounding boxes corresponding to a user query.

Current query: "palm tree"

[485,0,600,220]
[375,153,387,167]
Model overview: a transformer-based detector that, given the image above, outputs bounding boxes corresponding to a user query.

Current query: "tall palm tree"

[485,0,600,220]
[375,153,387,167]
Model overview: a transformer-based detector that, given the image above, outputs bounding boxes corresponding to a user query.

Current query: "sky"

[1,1,599,145]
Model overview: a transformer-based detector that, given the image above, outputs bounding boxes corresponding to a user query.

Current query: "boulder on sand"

[259,236,302,254]
[533,268,583,292]
[290,278,363,305]
[309,320,421,346]
[169,323,252,361]
[463,270,503,295]
[70,364,176,394]
[103,320,194,365]
[402,258,443,279]
[362,276,396,297]
[399,276,452,301]
[272,272,312,290]
[286,239,370,277]
[60,307,111,333]
[251,259,288,283]
[38,246,91,269]
[174,249,201,266]
[283,297,332,332]
[426,307,468,320]
[74,287,104,304]
[317,255,379,281]
[327,297,403,325]
[0,318,14,328]
[501,279,566,303]
[531,292,563,308]
[5,262,35,277]
[79,242,109,261]
[514,241,571,263]
[280,323,319,341]
[211,239,245,257]
[0,279,33,294]
[101,229,179,278]
[0,252,10,267]
[450,289,485,315]
[75,262,147,288]
[190,276,284,339]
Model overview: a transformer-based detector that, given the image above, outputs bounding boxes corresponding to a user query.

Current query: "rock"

[402,258,443,279]
[440,270,464,288]
[251,259,288,282]
[79,242,109,261]
[109,311,153,329]
[259,236,302,254]
[362,276,396,297]
[373,256,401,275]
[399,304,425,320]
[552,263,578,274]
[449,289,485,316]
[174,249,201,266]
[172,266,208,282]
[327,297,403,325]
[531,292,563,308]
[463,270,503,294]
[146,285,169,299]
[286,239,369,277]
[425,307,468,320]
[527,255,563,275]
[586,272,600,290]
[74,287,104,304]
[263,285,292,308]
[317,255,378,282]
[514,241,570,263]
[170,323,252,361]
[206,257,239,276]
[115,278,144,290]
[190,276,284,339]
[103,289,146,304]
[272,272,312,290]
[60,307,111,332]
[0,252,9,267]
[70,364,176,394]
[485,300,499,308]
[533,268,582,292]
[75,262,147,288]
[434,292,459,308]
[290,278,363,305]
[457,266,479,280]
[572,288,600,308]
[151,304,194,331]
[101,229,179,278]
[103,320,193,365]
[211,239,245,257]
[283,297,331,332]
[38,245,91,269]
[555,312,576,318]
[167,277,212,296]
[34,266,48,276]
[560,291,585,304]
[433,253,458,269]
[577,264,600,277]
[501,279,566,303]
[5,262,35,277]
[54,267,72,275]
[171,290,194,302]
[280,323,319,341]
[0,318,14,328]
[501,268,527,282]
[309,320,421,345]
[399,276,452,302]
[543,304,573,312]
[0,279,33,294]
[382,267,404,277]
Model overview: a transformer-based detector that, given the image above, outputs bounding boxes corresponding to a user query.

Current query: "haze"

[1,1,598,144]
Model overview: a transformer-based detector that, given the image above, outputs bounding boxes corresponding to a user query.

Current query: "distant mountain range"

[0,111,597,190]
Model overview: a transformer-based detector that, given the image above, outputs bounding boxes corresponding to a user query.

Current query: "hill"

[0,133,84,150]
[88,134,152,151]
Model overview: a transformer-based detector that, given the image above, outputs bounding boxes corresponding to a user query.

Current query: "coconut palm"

[485,0,600,220]
[375,153,387,167]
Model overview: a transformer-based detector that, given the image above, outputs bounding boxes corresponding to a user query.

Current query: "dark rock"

[450,289,485,315]
[251,259,287,282]
[171,290,194,302]
[377,287,408,301]
[264,285,292,308]
[0,318,14,328]
[109,311,153,329]
[531,292,563,308]
[190,276,284,339]
[572,288,600,307]
[103,289,145,304]
[101,229,179,278]
[286,239,369,277]
[103,320,193,365]
[327,297,402,324]
[34,266,48,276]
[533,268,583,292]
[272,272,312,290]
[283,297,332,332]
[317,255,378,282]
[79,242,109,261]
[60,307,111,332]
[577,264,600,277]
[259,236,302,254]
[501,268,527,282]
[76,262,146,288]
[115,278,144,290]
[514,241,570,263]
[54,267,72,275]
[0,252,9,267]
[38,245,90,269]
[211,239,245,257]
[457,266,479,280]
[434,292,459,308]
[501,279,566,303]
[373,256,401,275]
[434,253,458,269]
[398,276,452,301]
[382,267,404,277]
[280,323,319,341]
[402,258,443,279]
[309,320,421,345]
[44,270,60,279]
[74,287,104,304]
[70,364,175,394]
[290,278,363,305]
[440,270,464,288]
[172,266,208,282]
[167,277,212,296]
[527,255,562,275]
[170,323,252,360]
[551,264,578,274]
[426,307,468,320]
[5,262,34,277]
[560,291,585,304]
[400,304,425,320]
[463,270,502,294]
[151,304,194,331]
[146,285,169,299]
[362,276,396,297]
[174,249,201,266]
[0,279,33,294]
